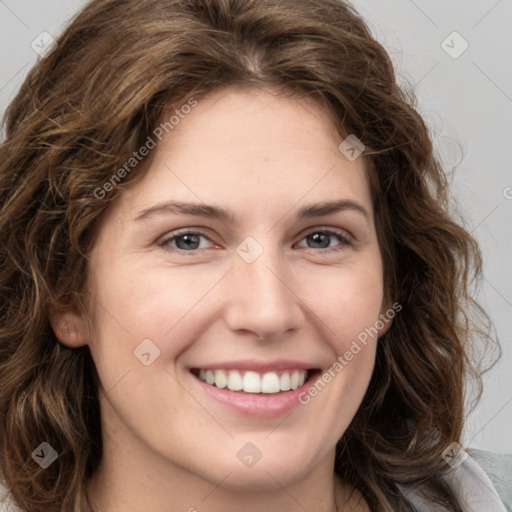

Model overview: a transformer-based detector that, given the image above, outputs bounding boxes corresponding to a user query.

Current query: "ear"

[376,300,401,338]
[48,303,89,347]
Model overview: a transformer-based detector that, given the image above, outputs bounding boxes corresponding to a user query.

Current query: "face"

[61,88,389,493]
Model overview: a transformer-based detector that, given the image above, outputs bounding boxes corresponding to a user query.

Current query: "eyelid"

[156,228,217,249]
[299,226,353,244]
[157,226,354,254]
[294,227,354,253]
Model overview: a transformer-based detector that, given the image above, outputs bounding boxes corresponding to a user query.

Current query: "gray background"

[1,0,511,453]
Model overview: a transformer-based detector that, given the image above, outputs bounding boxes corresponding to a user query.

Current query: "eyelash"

[157,228,353,255]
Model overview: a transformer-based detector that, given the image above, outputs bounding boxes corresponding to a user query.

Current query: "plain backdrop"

[1,0,511,453]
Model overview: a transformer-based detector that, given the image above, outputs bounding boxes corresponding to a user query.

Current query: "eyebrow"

[133,199,370,224]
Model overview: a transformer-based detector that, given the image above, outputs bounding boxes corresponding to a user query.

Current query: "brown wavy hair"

[0,0,498,510]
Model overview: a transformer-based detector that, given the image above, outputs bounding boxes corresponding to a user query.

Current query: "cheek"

[86,264,206,385]
[86,255,238,376]
[305,263,385,352]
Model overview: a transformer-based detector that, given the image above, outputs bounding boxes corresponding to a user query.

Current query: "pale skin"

[50,87,391,512]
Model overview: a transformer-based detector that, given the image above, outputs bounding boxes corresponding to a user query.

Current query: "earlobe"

[377,300,400,338]
[48,303,89,347]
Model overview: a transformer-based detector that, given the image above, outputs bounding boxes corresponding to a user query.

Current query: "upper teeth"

[197,369,307,393]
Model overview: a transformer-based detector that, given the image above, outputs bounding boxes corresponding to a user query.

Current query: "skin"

[51,87,391,512]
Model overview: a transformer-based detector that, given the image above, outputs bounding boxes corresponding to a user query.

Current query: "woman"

[0,0,507,510]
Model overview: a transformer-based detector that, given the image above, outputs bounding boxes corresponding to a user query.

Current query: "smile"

[193,368,308,393]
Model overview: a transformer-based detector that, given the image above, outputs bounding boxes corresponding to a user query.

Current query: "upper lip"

[190,360,321,372]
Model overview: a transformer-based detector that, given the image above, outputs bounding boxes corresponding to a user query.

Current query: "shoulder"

[440,448,511,511]
[467,448,512,511]
[399,448,511,511]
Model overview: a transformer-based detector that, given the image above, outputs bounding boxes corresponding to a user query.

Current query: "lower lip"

[190,372,320,417]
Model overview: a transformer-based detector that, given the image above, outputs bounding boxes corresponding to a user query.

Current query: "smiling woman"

[0,1,506,512]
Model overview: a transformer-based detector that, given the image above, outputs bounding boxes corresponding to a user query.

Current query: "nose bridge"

[225,238,303,338]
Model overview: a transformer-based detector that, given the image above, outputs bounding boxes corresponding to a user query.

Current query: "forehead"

[111,87,373,222]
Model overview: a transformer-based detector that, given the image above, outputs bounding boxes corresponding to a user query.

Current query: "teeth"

[227,370,243,391]
[214,369,227,389]
[196,369,308,393]
[290,370,299,390]
[261,372,280,393]
[243,371,261,393]
[279,372,291,391]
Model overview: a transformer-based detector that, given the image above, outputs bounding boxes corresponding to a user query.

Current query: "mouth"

[190,368,320,394]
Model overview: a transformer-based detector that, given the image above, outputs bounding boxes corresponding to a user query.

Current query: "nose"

[222,244,305,341]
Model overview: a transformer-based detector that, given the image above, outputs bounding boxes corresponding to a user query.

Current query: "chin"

[193,443,321,491]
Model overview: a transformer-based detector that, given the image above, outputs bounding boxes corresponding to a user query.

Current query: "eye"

[296,229,352,252]
[157,230,215,252]
[157,228,353,254]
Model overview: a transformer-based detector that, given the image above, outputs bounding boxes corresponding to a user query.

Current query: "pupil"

[309,233,329,248]
[177,234,200,250]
